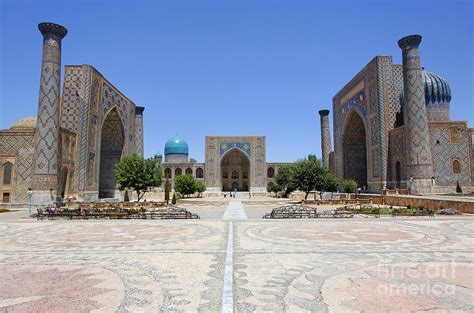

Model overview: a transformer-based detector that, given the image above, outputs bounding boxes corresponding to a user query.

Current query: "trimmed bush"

[456,181,463,193]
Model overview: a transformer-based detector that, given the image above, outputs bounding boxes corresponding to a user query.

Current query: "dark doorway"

[99,108,124,198]
[342,110,367,188]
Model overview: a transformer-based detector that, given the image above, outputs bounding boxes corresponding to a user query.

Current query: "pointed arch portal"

[99,107,124,198]
[221,148,250,191]
[342,110,367,188]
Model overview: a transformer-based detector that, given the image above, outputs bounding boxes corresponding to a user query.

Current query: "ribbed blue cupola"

[400,69,451,121]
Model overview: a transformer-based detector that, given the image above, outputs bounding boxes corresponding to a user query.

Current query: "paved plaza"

[0,201,473,312]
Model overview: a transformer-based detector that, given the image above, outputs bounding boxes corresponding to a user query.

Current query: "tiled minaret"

[398,34,434,195]
[319,110,332,167]
[31,22,68,204]
[134,106,145,157]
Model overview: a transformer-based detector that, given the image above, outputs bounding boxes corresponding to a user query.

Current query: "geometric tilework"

[0,131,35,202]
[60,66,83,131]
[100,83,129,129]
[134,107,144,157]
[387,122,472,189]
[318,110,331,167]
[376,57,389,183]
[430,124,471,186]
[390,64,404,128]
[399,36,434,181]
[219,142,252,158]
[76,65,92,192]
[387,127,405,185]
[32,33,64,190]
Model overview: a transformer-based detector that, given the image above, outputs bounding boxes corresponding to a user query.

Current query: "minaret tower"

[398,34,434,195]
[318,109,332,167]
[134,106,145,156]
[31,22,68,204]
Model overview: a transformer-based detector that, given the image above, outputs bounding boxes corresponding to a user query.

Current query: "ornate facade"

[156,136,290,193]
[325,35,473,195]
[0,23,144,204]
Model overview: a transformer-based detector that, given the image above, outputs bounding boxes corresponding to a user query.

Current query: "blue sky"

[1,0,472,162]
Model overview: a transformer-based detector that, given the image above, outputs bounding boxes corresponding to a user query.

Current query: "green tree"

[275,166,294,197]
[339,179,357,193]
[114,156,163,201]
[292,157,328,199]
[195,181,206,197]
[270,183,283,197]
[324,174,340,199]
[267,181,275,193]
[164,178,171,204]
[123,189,130,202]
[171,193,177,204]
[174,174,197,197]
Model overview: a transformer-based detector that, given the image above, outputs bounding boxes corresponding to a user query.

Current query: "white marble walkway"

[221,200,247,312]
[221,200,248,220]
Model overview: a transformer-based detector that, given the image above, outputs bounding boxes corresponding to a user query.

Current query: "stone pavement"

[0,207,473,312]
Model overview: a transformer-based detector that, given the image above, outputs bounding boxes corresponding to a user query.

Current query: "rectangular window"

[449,127,461,144]
[2,163,12,185]
[2,193,10,203]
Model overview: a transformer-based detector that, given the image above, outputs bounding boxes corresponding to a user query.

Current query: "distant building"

[155,136,290,193]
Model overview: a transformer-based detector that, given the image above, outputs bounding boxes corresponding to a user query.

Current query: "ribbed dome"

[11,116,37,129]
[164,136,188,155]
[154,151,162,158]
[423,71,451,106]
[399,70,451,121]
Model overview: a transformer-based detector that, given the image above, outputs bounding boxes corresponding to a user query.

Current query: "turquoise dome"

[400,70,451,107]
[422,70,451,105]
[399,70,451,121]
[164,136,189,155]
[154,151,162,158]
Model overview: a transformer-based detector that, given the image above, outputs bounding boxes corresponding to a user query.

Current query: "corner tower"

[398,34,434,195]
[134,106,145,156]
[31,22,67,204]
[318,109,332,167]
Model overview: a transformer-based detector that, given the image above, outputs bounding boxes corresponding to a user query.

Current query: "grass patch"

[343,206,391,215]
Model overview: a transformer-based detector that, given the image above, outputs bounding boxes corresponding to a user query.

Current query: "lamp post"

[27,188,33,214]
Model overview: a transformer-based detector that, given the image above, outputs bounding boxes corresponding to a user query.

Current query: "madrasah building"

[152,136,290,194]
[1,23,473,204]
[320,34,473,195]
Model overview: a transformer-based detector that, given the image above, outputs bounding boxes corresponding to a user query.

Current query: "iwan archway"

[221,148,250,191]
[342,109,367,188]
[98,107,124,198]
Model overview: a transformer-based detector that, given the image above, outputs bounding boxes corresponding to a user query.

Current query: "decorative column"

[318,109,332,167]
[134,106,145,157]
[31,22,67,204]
[398,34,434,195]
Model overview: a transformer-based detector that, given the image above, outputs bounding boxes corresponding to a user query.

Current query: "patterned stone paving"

[0,209,473,312]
